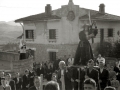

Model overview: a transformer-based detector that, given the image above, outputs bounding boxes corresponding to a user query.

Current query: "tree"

[114,41,120,58]
[95,42,114,57]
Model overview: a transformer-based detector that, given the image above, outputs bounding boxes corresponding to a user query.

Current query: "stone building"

[15,0,120,62]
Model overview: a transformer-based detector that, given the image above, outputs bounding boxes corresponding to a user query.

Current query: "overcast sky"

[0,0,120,22]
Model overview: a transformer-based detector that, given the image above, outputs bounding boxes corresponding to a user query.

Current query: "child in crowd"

[104,86,116,90]
[52,73,57,82]
[111,75,119,90]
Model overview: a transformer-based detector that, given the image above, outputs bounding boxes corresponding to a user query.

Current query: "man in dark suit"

[29,69,35,88]
[22,69,30,90]
[72,66,85,90]
[57,61,73,90]
[13,73,22,90]
[85,59,99,85]
[29,76,41,90]
[36,64,44,76]
[98,60,109,90]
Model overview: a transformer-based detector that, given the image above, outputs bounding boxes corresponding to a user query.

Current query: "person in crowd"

[53,58,61,71]
[84,78,97,90]
[22,69,30,90]
[20,45,27,60]
[5,73,16,90]
[43,63,48,79]
[52,73,57,82]
[29,68,35,88]
[29,76,41,90]
[114,61,120,82]
[114,61,120,73]
[85,59,99,86]
[67,55,74,66]
[109,66,116,81]
[44,81,60,90]
[57,61,73,90]
[72,65,85,90]
[98,60,109,90]
[46,65,53,81]
[0,77,11,90]
[13,73,22,90]
[0,71,5,85]
[104,86,116,90]
[36,63,44,76]
[96,54,105,66]
[111,74,119,90]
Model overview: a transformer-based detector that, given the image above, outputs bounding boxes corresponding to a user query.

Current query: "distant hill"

[0,21,22,44]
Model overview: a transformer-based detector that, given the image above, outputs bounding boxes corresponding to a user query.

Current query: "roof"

[15,13,61,22]
[79,10,120,21]
[15,5,120,22]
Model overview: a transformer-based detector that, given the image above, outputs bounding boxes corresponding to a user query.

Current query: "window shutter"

[26,30,28,39]
[108,29,113,37]
[56,29,58,39]
[32,30,34,39]
[46,29,49,41]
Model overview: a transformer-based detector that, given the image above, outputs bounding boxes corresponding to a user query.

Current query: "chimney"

[45,4,52,16]
[99,3,105,14]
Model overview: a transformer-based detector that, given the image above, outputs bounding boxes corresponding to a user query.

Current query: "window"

[100,28,104,43]
[49,52,56,61]
[49,29,56,39]
[108,28,113,37]
[25,30,34,39]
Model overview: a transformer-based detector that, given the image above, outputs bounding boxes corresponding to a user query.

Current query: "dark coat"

[28,86,37,90]
[9,80,16,90]
[72,67,85,90]
[114,66,120,73]
[46,68,53,81]
[74,31,93,65]
[98,68,109,89]
[13,77,22,90]
[57,68,73,90]
[29,72,35,87]
[36,68,44,76]
[86,68,99,85]
[22,75,30,89]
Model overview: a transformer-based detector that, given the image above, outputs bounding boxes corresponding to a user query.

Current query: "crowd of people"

[0,54,120,90]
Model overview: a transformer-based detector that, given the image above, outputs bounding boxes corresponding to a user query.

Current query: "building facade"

[15,0,120,62]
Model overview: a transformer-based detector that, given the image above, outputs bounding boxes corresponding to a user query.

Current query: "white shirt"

[100,68,104,73]
[68,58,74,66]
[61,70,64,75]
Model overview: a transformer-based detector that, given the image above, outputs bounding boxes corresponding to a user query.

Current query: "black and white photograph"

[0,0,120,90]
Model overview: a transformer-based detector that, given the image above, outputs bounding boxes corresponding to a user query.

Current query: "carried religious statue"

[74,20,98,66]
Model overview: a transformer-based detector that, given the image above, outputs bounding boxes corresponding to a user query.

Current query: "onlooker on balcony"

[20,45,27,60]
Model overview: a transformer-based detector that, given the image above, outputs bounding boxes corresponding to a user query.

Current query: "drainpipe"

[20,23,25,42]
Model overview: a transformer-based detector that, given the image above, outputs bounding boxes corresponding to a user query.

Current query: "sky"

[0,0,120,22]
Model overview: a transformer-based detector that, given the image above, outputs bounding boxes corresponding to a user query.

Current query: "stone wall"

[26,43,78,62]
[12,57,33,74]
[0,51,19,61]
